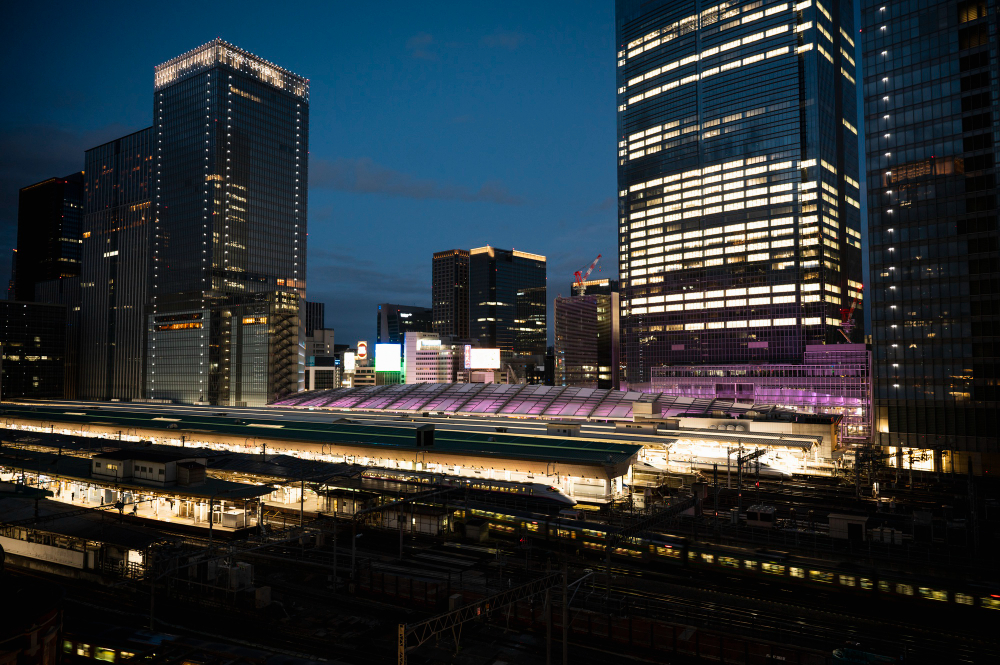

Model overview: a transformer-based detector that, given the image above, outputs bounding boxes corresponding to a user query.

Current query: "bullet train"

[361,467,578,506]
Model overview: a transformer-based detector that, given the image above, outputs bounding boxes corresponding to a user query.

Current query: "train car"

[453,504,1000,614]
[647,534,688,564]
[361,468,576,506]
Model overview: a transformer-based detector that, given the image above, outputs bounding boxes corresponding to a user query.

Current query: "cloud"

[311,157,524,205]
[307,248,429,343]
[583,196,616,215]
[481,29,526,50]
[406,32,437,60]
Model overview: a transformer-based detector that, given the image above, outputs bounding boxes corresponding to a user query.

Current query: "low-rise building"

[91,450,208,487]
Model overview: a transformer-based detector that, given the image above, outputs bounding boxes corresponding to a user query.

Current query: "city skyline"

[0,1,624,346]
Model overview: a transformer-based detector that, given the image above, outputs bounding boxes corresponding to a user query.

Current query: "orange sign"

[357,341,368,360]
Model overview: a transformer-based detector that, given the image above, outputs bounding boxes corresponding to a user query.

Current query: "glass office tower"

[14,173,84,301]
[616,0,863,386]
[861,0,998,468]
[555,278,621,389]
[469,246,547,358]
[432,249,470,338]
[148,40,308,405]
[376,303,434,344]
[80,127,153,400]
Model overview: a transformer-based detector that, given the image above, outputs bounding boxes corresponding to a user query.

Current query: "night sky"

[1,1,867,346]
[1,0,618,346]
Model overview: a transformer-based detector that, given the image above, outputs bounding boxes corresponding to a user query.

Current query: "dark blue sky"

[1,0,619,345]
[2,1,871,345]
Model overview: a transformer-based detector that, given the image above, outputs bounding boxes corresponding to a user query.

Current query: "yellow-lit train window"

[918,587,947,601]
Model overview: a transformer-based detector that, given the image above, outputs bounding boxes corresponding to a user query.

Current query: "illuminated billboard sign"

[344,352,356,373]
[357,341,368,360]
[469,348,501,369]
[375,343,402,372]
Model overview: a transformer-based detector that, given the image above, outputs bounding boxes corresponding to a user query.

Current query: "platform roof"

[269,383,772,420]
[0,497,173,549]
[0,449,273,500]
[1,404,643,467]
[664,428,821,450]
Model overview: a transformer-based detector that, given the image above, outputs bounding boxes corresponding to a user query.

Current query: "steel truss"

[398,572,562,665]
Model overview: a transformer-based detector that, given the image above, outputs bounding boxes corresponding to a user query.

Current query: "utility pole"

[545,579,552,665]
[713,463,719,531]
[737,447,743,517]
[332,511,338,593]
[562,563,569,665]
[755,458,760,506]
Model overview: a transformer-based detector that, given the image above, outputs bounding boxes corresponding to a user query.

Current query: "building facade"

[554,278,621,389]
[376,304,434,344]
[469,246,547,358]
[651,343,871,445]
[0,301,67,399]
[13,173,84,302]
[403,332,469,384]
[861,0,999,466]
[616,0,864,385]
[147,40,308,406]
[432,249,470,338]
[34,277,81,399]
[79,127,154,400]
[304,300,325,336]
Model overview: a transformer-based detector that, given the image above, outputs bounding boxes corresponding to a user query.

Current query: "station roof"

[663,428,821,450]
[1,404,643,467]
[0,497,174,549]
[0,449,273,500]
[269,383,772,420]
[5,432,363,485]
[93,449,203,463]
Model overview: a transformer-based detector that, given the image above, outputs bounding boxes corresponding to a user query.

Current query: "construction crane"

[573,254,602,295]
[838,284,862,342]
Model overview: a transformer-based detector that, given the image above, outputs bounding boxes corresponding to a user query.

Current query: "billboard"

[469,348,501,369]
[343,351,356,373]
[375,343,402,372]
[357,341,368,360]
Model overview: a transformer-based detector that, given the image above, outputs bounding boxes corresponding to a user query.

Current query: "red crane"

[573,254,602,295]
[838,284,862,342]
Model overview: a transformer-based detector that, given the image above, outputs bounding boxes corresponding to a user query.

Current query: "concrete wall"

[0,536,86,569]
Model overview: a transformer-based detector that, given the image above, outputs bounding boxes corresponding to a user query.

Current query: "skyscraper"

[79,127,154,400]
[13,173,84,301]
[376,303,433,344]
[304,300,325,337]
[0,301,68,399]
[555,278,621,389]
[861,0,998,466]
[616,0,863,386]
[469,246,547,358]
[147,40,308,406]
[432,249,470,338]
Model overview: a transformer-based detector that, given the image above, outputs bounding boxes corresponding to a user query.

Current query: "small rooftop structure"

[91,449,208,487]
